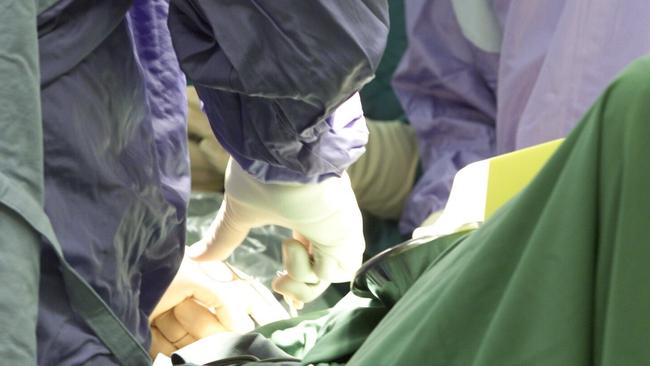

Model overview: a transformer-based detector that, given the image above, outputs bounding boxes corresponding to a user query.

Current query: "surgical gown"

[169,0,389,183]
[37,0,189,364]
[0,0,387,364]
[395,0,650,233]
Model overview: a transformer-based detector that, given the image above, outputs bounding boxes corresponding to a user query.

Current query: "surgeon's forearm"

[168,1,389,182]
[169,0,389,108]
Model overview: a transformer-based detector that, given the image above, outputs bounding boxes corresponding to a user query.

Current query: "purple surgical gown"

[394,0,650,233]
[168,0,388,183]
[30,0,387,364]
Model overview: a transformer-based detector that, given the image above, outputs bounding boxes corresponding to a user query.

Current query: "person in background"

[387,0,650,234]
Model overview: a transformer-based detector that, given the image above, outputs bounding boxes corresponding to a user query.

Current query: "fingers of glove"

[173,298,227,339]
[173,333,197,349]
[283,295,304,311]
[287,176,365,283]
[190,273,255,333]
[213,295,255,333]
[151,310,198,349]
[150,326,176,357]
[188,265,269,328]
[188,197,250,262]
[282,239,320,284]
[248,300,290,325]
[214,278,293,325]
[196,260,235,282]
[152,310,188,345]
[179,261,227,311]
[311,247,362,283]
[150,284,191,321]
[287,241,362,285]
[272,273,330,304]
[150,326,177,358]
[150,256,225,320]
[244,286,292,325]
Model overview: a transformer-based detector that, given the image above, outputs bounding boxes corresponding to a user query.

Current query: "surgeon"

[385,0,650,234]
[0,1,387,364]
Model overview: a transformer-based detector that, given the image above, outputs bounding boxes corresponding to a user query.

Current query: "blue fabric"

[395,0,650,233]
[36,1,189,364]
[32,1,388,363]
[168,0,389,183]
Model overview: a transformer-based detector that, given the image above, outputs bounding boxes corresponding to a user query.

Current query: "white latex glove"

[149,251,287,357]
[189,159,365,308]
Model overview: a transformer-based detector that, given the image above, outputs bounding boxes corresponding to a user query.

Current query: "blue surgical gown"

[36,0,188,363]
[19,0,387,364]
[169,0,388,183]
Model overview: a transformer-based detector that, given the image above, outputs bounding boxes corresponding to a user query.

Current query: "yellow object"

[413,139,564,239]
[484,139,563,218]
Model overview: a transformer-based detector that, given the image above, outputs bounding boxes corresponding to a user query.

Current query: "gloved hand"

[149,251,287,357]
[189,159,365,309]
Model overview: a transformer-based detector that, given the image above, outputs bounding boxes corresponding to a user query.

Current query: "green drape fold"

[348,55,650,366]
